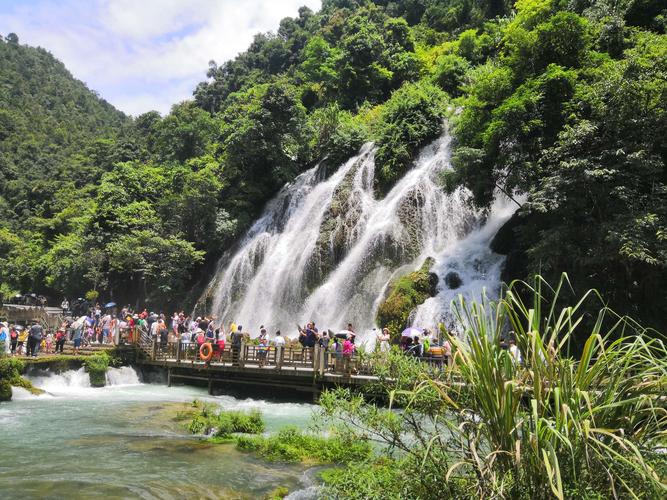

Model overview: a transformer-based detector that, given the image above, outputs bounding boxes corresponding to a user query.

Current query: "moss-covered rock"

[84,351,110,387]
[0,379,11,401]
[375,257,438,340]
[0,356,44,400]
[12,375,45,395]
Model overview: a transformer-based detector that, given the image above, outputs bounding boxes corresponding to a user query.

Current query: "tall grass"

[319,274,666,499]
[441,274,667,498]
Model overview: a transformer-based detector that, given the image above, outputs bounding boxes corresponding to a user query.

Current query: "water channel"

[0,367,318,499]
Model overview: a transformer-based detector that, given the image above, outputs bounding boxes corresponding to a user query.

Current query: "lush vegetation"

[319,275,667,499]
[83,351,110,387]
[1,0,665,333]
[186,400,265,438]
[236,426,372,464]
[184,400,372,464]
[0,356,43,400]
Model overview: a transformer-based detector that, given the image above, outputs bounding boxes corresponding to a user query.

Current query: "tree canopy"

[0,1,665,330]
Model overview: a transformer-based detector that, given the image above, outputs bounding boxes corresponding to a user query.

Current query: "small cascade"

[412,196,517,331]
[24,366,142,395]
[105,366,141,386]
[202,128,517,339]
[27,367,91,394]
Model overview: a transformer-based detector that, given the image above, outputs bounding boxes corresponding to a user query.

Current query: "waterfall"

[24,366,142,395]
[203,129,516,340]
[105,366,142,386]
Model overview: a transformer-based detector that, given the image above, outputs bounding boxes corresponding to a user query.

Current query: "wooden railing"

[140,337,449,377]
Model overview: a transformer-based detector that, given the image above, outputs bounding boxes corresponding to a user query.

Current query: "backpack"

[0,330,6,342]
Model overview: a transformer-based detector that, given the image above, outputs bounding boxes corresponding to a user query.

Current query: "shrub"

[186,402,265,438]
[373,81,447,195]
[236,426,373,464]
[0,379,11,401]
[84,351,110,387]
[0,356,43,399]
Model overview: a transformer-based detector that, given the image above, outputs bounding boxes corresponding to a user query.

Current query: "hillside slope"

[0,0,665,334]
[0,35,127,221]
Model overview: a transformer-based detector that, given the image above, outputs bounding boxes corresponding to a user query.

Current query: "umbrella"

[335,329,355,339]
[401,327,423,337]
[70,316,86,329]
[105,302,117,308]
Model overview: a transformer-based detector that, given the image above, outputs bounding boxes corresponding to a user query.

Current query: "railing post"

[276,346,283,370]
[239,341,246,368]
[152,336,157,361]
[319,347,326,376]
[176,341,181,362]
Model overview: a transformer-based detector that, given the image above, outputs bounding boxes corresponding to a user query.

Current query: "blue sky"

[0,0,321,115]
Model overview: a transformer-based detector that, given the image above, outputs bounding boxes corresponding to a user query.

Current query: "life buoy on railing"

[199,342,213,362]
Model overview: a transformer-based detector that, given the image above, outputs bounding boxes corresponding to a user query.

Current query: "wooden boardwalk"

[134,341,390,398]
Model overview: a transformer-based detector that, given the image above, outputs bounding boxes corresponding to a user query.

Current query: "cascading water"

[23,366,142,396]
[202,128,517,340]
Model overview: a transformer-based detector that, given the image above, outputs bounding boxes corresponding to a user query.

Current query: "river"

[0,367,318,499]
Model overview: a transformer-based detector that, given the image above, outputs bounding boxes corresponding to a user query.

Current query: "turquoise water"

[0,368,317,499]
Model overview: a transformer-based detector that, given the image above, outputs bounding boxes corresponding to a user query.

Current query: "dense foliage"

[319,276,667,499]
[444,0,667,331]
[1,0,665,330]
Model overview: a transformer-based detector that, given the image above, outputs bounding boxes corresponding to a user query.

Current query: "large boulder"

[375,257,439,340]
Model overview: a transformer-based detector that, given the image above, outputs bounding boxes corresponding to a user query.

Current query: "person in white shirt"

[376,328,391,353]
[272,330,286,347]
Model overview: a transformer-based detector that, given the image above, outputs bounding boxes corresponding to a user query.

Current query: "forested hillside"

[0,0,665,332]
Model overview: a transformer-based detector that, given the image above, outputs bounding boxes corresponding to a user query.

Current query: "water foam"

[25,366,142,396]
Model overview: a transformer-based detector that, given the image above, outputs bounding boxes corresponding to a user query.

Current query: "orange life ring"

[199,342,213,361]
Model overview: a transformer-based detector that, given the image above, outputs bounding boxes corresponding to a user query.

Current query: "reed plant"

[320,274,667,499]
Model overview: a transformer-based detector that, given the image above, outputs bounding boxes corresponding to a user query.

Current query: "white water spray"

[24,366,142,396]
[203,129,517,340]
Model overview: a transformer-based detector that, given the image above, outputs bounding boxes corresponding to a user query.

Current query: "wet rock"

[444,271,462,289]
[376,257,439,340]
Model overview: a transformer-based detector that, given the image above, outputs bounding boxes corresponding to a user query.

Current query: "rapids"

[202,129,516,340]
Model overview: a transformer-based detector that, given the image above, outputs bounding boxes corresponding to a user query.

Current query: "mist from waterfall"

[203,130,516,340]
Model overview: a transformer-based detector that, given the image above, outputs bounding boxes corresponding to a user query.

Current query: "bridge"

[131,337,447,399]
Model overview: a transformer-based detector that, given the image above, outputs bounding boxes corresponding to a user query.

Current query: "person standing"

[231,325,244,366]
[272,330,285,367]
[17,327,28,355]
[100,313,112,344]
[377,328,391,354]
[257,329,269,368]
[0,322,9,355]
[10,326,18,355]
[61,298,69,315]
[342,336,355,374]
[55,328,66,354]
[72,324,83,354]
[27,321,43,357]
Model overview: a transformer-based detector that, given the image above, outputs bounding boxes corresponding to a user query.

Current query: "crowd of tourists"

[1,297,521,366]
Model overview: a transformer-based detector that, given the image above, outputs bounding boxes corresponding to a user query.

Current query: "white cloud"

[0,0,321,115]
